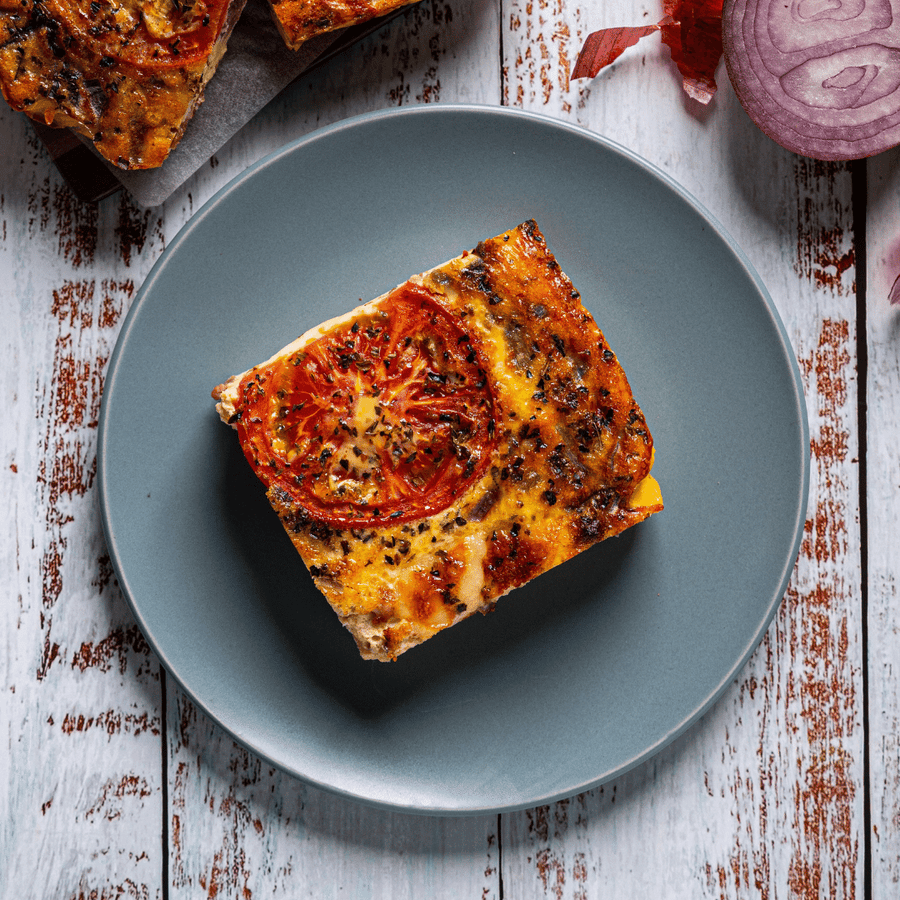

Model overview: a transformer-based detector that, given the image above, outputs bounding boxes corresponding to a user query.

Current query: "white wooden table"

[2,0,897,895]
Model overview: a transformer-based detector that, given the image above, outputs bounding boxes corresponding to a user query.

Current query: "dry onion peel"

[889,274,900,306]
[722,0,900,160]
[573,0,724,105]
[571,23,668,80]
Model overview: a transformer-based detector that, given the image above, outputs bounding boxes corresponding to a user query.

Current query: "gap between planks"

[852,157,872,900]
[162,667,170,900]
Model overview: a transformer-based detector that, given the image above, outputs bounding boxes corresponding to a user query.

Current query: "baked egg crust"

[213,220,662,660]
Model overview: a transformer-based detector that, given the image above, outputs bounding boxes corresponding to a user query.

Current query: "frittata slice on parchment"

[0,0,247,169]
[213,220,663,661]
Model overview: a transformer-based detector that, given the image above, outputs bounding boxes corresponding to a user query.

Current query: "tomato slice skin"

[43,0,230,69]
[235,285,499,528]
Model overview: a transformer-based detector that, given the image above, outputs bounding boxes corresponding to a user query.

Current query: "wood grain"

[0,107,168,900]
[168,687,500,898]
[863,146,900,900]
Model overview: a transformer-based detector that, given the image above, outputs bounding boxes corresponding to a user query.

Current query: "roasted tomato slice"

[43,0,230,68]
[235,284,499,528]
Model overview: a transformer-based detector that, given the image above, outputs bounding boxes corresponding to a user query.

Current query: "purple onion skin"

[723,0,900,160]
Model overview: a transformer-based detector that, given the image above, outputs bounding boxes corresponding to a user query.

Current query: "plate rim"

[98,103,811,815]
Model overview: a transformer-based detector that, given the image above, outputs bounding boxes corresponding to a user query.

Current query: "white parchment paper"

[104,0,338,207]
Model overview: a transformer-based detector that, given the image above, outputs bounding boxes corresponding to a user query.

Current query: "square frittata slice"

[213,220,662,660]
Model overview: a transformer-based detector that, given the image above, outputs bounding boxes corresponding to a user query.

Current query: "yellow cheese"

[627,473,663,510]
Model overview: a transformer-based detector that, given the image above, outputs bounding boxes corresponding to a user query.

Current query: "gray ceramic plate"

[98,105,809,815]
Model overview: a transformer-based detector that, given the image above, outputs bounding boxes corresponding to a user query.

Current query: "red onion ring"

[723,0,900,159]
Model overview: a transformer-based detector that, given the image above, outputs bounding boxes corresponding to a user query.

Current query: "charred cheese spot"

[483,524,547,598]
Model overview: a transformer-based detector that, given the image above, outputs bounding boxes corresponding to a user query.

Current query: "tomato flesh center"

[236,285,498,527]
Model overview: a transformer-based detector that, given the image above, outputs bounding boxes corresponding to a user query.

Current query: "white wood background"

[0,0,889,895]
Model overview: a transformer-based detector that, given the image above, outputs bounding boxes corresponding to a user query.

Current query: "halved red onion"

[723,0,900,159]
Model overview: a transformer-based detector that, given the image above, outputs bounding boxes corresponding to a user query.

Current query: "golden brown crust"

[0,0,247,169]
[215,221,663,661]
[267,0,419,49]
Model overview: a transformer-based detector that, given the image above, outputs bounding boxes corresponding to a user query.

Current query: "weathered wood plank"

[165,4,504,896]
[168,686,500,898]
[501,0,864,896]
[0,106,169,899]
[0,0,875,893]
[863,147,900,900]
